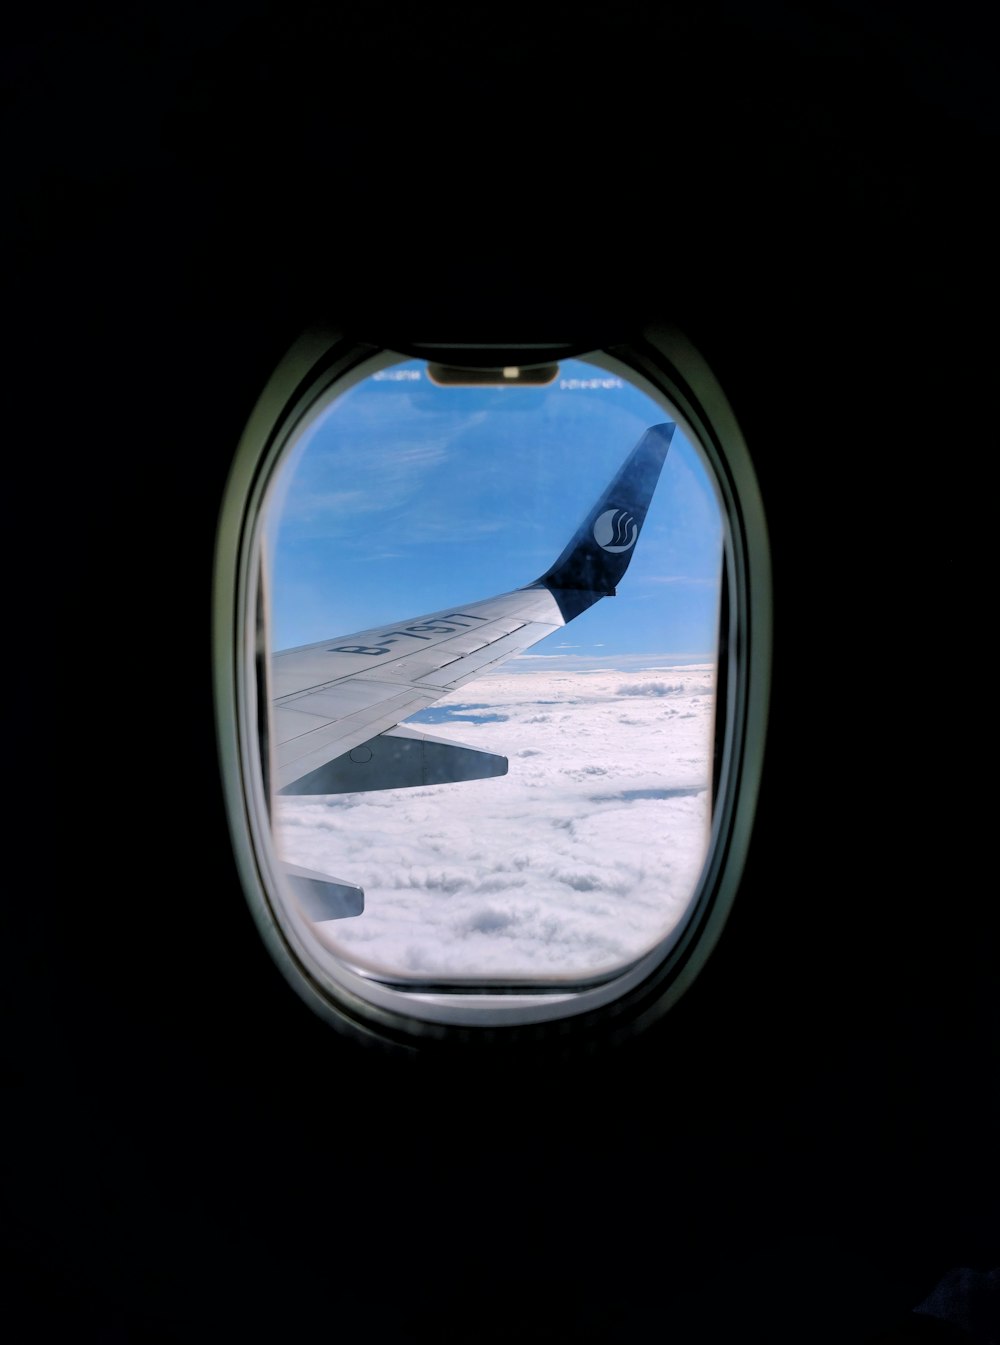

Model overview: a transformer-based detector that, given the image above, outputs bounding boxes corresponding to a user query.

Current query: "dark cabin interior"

[7,7,996,1342]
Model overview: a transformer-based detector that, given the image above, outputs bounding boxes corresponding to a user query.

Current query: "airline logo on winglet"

[593,508,638,553]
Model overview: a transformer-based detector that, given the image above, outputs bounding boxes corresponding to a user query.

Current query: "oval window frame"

[213,322,771,1047]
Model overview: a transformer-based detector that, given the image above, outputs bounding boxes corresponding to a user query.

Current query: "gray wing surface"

[273,585,570,794]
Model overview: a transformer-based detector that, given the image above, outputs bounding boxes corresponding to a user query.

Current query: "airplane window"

[214,328,771,1043]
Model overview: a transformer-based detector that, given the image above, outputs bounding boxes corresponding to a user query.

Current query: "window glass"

[262,356,724,983]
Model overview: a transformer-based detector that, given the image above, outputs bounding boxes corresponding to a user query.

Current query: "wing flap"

[279,724,508,795]
[282,863,365,920]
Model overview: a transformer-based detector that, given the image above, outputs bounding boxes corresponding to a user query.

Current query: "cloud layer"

[274,664,715,981]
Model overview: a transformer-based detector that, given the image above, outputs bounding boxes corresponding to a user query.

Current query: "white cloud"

[273,664,715,981]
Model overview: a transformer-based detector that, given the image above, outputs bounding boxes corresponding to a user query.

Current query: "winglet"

[531,423,673,607]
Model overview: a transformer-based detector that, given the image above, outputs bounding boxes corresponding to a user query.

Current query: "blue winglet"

[529,423,673,618]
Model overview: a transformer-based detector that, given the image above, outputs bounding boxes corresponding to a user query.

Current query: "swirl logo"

[593,508,638,553]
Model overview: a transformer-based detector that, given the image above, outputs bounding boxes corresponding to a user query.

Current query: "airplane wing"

[269,422,673,917]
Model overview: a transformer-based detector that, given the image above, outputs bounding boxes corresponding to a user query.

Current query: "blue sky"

[265,357,724,666]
